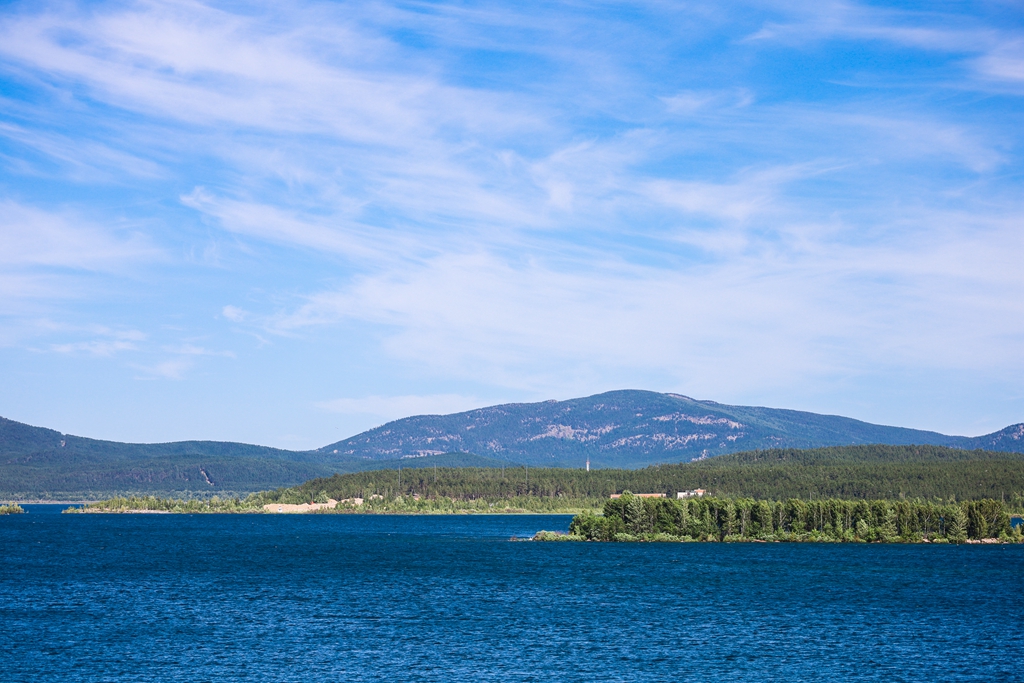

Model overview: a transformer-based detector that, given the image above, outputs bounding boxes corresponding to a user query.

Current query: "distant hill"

[0,416,324,499]
[0,413,514,499]
[320,390,1024,468]
[3,390,1022,499]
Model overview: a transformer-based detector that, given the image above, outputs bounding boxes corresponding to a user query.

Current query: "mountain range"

[2,390,1022,499]
[322,390,1024,467]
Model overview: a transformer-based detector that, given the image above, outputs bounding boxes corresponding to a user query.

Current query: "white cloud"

[253,193,1024,398]
[132,357,193,380]
[745,0,1024,91]
[221,305,247,322]
[0,0,1021,440]
[0,202,161,347]
[830,113,1004,173]
[48,327,146,357]
[180,189,404,261]
[662,89,754,115]
[0,201,158,270]
[51,339,138,356]
[973,41,1024,84]
[126,343,235,379]
[162,343,234,358]
[0,122,165,181]
[642,168,794,223]
[0,3,536,141]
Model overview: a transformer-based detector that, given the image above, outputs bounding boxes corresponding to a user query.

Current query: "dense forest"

[258,445,1024,506]
[0,436,501,500]
[558,493,1023,543]
[63,445,1024,518]
[66,496,259,514]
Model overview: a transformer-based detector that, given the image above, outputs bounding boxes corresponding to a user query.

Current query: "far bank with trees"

[542,492,1024,543]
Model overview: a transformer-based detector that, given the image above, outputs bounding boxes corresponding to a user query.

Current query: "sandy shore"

[262,499,343,513]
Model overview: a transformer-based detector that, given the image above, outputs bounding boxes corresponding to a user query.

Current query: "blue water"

[2,507,1023,682]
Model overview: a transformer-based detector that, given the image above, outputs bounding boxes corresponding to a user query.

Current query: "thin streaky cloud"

[0,0,1021,443]
[0,201,160,270]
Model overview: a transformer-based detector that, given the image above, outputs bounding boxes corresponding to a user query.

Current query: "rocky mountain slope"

[321,390,1024,468]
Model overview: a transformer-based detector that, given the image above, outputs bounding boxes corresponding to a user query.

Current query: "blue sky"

[1,0,1022,449]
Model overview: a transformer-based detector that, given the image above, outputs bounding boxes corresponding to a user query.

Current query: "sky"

[1,0,1022,449]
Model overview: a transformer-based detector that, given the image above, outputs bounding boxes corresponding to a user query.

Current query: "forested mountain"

[320,390,1024,468]
[0,416,503,499]
[3,390,1022,499]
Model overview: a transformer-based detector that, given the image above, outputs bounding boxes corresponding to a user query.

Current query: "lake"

[2,506,1022,682]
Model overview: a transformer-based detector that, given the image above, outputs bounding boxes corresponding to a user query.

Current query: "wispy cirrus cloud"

[50,328,146,357]
[233,170,1024,399]
[163,343,234,358]
[0,0,1021,443]
[127,343,235,380]
[973,41,1024,85]
[745,0,1024,90]
[0,200,159,270]
[131,357,194,381]
[661,89,755,115]
[0,2,539,140]
[0,200,162,338]
[0,122,165,181]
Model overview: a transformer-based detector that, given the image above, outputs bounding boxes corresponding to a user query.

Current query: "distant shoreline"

[65,507,580,515]
[13,501,101,505]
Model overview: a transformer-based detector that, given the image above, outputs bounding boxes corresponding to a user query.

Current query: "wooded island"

[536,492,1023,543]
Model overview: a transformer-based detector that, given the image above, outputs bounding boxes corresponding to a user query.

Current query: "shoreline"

[532,531,1022,544]
[9,500,102,505]
[65,508,582,515]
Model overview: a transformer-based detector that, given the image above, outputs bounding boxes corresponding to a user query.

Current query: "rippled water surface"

[2,506,1023,682]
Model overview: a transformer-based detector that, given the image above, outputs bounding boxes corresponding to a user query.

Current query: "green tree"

[879,506,898,542]
[948,505,968,544]
[622,493,651,535]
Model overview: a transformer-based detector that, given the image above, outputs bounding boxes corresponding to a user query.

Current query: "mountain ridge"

[319,390,1024,468]
[2,390,1022,498]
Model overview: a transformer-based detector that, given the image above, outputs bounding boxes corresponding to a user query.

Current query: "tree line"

[564,492,1023,543]
[65,496,258,514]
[59,445,1024,516]
[260,445,1024,505]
